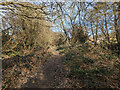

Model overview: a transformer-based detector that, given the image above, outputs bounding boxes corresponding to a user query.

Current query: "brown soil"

[21,49,70,88]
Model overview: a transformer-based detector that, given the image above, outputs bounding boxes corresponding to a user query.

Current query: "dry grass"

[2,48,51,89]
[60,44,120,88]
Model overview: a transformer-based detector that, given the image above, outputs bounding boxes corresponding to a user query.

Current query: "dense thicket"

[43,2,120,55]
[1,2,57,58]
[1,2,120,56]
[0,1,120,89]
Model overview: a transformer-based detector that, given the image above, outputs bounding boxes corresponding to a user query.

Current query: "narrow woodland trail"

[21,47,70,88]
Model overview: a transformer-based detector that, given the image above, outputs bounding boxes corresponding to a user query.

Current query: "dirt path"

[21,48,70,88]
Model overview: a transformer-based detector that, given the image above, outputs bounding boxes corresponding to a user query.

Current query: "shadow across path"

[21,55,67,88]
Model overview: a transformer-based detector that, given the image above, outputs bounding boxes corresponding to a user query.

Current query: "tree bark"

[117,2,120,45]
[104,11,110,44]
[90,22,96,45]
[117,2,120,57]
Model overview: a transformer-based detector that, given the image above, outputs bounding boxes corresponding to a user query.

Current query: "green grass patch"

[82,57,94,64]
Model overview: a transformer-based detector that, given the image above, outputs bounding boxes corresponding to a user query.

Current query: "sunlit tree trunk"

[90,22,95,45]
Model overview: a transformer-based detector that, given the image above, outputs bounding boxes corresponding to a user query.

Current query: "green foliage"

[114,62,120,69]
[56,47,64,51]
[71,25,88,44]
[68,68,85,78]
[81,57,94,64]
[68,64,113,78]
[1,2,120,89]
[77,29,88,43]
[58,42,119,88]
[105,53,118,59]
[91,66,110,75]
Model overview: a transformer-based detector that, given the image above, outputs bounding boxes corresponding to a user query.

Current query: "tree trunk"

[104,11,110,44]
[95,15,99,46]
[91,22,96,45]
[114,2,120,57]
[117,2,120,57]
[117,2,120,45]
